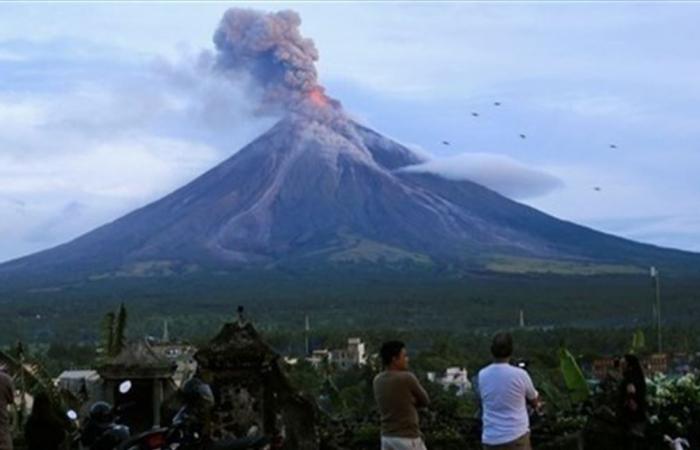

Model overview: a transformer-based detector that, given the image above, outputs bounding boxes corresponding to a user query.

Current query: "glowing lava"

[308,88,328,107]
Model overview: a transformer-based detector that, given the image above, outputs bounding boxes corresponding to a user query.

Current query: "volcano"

[1,112,699,287]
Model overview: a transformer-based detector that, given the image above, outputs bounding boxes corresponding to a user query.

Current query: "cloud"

[400,152,564,199]
[523,163,700,252]
[0,38,278,262]
[0,3,699,257]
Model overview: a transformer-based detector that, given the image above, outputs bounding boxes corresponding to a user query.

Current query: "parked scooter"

[120,377,279,450]
[66,380,133,450]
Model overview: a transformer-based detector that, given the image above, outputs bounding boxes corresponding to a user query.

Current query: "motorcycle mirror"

[67,410,78,420]
[119,380,132,394]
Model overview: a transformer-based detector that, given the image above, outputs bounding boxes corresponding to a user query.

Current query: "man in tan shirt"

[373,341,430,450]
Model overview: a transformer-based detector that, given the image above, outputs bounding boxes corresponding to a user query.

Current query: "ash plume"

[213,8,342,119]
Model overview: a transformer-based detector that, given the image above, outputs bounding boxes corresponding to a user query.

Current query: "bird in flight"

[471,112,479,117]
[442,140,450,146]
[609,144,617,149]
[494,102,501,106]
[519,134,527,139]
[593,186,602,192]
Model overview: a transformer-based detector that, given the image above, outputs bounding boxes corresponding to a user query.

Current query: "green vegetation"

[2,270,700,346]
[486,256,645,275]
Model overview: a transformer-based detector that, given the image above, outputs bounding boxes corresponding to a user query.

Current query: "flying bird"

[471,112,479,117]
[442,141,450,146]
[594,187,602,192]
[609,144,617,149]
[494,102,501,106]
[519,134,526,139]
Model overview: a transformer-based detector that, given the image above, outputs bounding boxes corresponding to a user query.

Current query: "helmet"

[88,401,114,426]
[182,377,215,407]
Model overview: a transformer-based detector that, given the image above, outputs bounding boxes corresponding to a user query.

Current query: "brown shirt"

[0,371,14,450]
[373,370,430,438]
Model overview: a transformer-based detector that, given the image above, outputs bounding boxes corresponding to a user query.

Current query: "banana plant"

[558,347,590,404]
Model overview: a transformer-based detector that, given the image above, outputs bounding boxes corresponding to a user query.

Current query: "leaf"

[559,347,590,403]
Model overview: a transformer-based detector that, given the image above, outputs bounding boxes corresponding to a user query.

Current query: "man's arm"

[473,374,483,419]
[408,373,430,407]
[523,372,542,410]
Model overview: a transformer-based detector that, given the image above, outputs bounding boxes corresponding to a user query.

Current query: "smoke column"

[213,8,342,118]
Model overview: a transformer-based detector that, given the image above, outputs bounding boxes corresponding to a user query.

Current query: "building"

[592,357,618,380]
[148,341,198,386]
[427,367,472,396]
[331,338,367,370]
[592,353,674,379]
[306,338,367,370]
[643,353,668,375]
[195,320,319,449]
[97,339,178,432]
[306,349,333,369]
[56,369,101,401]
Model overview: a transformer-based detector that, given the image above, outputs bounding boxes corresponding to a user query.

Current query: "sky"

[0,1,699,263]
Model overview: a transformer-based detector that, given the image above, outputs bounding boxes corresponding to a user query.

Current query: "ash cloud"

[212,8,341,117]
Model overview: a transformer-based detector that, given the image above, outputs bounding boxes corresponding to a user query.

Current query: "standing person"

[617,354,648,443]
[0,365,14,450]
[24,391,66,450]
[477,333,540,450]
[373,341,430,450]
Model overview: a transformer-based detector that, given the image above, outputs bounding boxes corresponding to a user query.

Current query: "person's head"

[491,332,513,361]
[88,401,114,427]
[182,377,215,409]
[380,341,408,370]
[621,354,644,380]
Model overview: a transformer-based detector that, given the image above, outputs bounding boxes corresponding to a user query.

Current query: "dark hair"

[491,332,513,359]
[622,354,646,392]
[380,341,405,367]
[619,353,647,415]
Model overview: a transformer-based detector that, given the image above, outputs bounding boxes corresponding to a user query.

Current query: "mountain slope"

[1,114,699,285]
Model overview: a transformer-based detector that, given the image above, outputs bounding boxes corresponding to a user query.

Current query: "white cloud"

[400,152,564,199]
[0,40,277,262]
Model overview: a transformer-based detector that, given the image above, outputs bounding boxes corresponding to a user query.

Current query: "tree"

[114,303,128,355]
[99,304,128,358]
[100,312,116,357]
[630,329,646,354]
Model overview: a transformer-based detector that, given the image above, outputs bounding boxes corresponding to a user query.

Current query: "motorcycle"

[66,380,133,450]
[119,378,280,450]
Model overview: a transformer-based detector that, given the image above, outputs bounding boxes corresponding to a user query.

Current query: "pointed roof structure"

[98,339,175,379]
[195,320,319,449]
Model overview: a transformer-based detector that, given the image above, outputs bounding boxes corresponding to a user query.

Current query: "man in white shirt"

[477,333,540,450]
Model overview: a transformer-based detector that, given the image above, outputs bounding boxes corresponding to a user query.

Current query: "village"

[2,305,698,450]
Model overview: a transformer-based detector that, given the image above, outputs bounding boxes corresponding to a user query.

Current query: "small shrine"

[195,315,319,449]
[98,339,177,433]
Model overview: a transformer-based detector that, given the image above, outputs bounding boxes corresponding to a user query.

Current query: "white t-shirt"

[477,362,538,445]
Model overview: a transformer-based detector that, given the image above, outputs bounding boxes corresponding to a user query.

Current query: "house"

[307,338,367,370]
[428,367,472,396]
[331,338,367,370]
[592,357,618,380]
[306,349,332,368]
